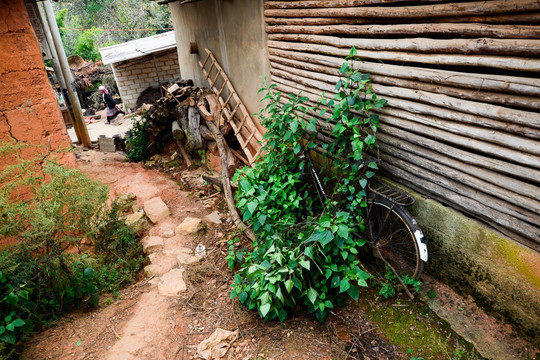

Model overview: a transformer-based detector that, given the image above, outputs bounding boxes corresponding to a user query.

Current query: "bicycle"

[298,149,428,298]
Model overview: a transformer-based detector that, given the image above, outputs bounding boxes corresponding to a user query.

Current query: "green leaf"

[239,291,248,303]
[337,224,349,238]
[88,293,100,307]
[290,121,298,133]
[260,303,271,317]
[6,292,18,306]
[76,340,82,347]
[306,122,317,133]
[359,179,368,188]
[339,278,351,293]
[6,323,14,332]
[293,143,302,154]
[304,246,314,259]
[339,62,349,74]
[11,319,25,328]
[330,276,340,288]
[347,285,360,301]
[368,161,378,170]
[247,201,257,215]
[1,332,16,344]
[18,290,29,300]
[319,230,335,246]
[350,71,363,82]
[284,280,294,293]
[299,260,310,270]
[278,309,287,322]
[349,46,357,57]
[307,288,318,304]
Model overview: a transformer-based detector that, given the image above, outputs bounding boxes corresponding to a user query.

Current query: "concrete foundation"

[386,178,540,345]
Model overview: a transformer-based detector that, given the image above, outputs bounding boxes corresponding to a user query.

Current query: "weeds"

[0,141,145,356]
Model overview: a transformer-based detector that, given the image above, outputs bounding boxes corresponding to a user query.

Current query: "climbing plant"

[230,48,387,322]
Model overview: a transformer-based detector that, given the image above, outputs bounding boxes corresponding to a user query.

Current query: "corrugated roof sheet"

[99,31,176,65]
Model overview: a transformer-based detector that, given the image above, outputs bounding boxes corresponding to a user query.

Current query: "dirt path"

[20,150,408,360]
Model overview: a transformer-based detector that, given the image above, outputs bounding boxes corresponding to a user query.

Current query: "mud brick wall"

[112,51,180,110]
[0,0,75,168]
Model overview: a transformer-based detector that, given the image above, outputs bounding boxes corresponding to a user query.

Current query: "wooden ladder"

[198,48,264,165]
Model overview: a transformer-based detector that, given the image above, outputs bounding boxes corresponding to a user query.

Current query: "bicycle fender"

[414,229,429,262]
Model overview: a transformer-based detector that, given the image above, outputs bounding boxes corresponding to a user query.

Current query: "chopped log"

[265,0,441,9]
[265,23,540,39]
[377,134,540,213]
[267,40,540,73]
[230,148,249,166]
[199,124,214,141]
[381,161,539,251]
[269,69,540,139]
[378,151,540,240]
[268,48,540,96]
[265,13,540,25]
[378,123,540,188]
[205,120,255,242]
[268,33,540,56]
[172,121,193,168]
[264,0,540,19]
[202,174,238,191]
[172,120,185,141]
[185,107,202,152]
[269,56,540,110]
[270,80,540,170]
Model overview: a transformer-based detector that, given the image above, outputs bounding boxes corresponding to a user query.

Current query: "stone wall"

[112,51,180,110]
[0,0,75,168]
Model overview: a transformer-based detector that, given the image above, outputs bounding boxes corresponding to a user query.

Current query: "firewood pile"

[139,79,257,241]
[141,80,248,175]
[73,61,112,90]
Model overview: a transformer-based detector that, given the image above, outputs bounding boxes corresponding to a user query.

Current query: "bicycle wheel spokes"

[367,197,423,279]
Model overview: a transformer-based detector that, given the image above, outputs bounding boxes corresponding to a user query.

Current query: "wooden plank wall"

[264,0,540,251]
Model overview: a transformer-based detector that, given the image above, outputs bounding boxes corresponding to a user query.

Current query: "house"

[99,31,181,110]
[0,0,75,168]
[164,0,540,345]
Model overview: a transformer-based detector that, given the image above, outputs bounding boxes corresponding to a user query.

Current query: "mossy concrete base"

[382,178,540,346]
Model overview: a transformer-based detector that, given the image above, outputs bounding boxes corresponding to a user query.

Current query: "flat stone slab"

[143,197,170,224]
[158,268,187,296]
[177,251,200,266]
[206,211,222,225]
[175,217,205,235]
[144,264,162,276]
[142,236,164,254]
[162,229,175,238]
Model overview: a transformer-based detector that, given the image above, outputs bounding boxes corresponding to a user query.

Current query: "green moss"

[358,288,484,360]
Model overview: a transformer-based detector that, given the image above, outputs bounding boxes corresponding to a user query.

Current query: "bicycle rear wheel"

[366,195,425,280]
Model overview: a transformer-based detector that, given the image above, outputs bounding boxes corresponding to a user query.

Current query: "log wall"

[264,0,540,251]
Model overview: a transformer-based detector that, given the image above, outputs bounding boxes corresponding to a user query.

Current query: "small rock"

[177,252,200,265]
[124,212,148,235]
[162,230,175,238]
[144,264,161,276]
[175,217,205,235]
[143,196,170,224]
[125,211,144,226]
[158,268,187,296]
[131,204,139,213]
[142,236,164,254]
[205,211,222,225]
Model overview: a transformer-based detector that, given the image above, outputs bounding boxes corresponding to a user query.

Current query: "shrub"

[0,141,144,355]
[230,48,387,322]
[125,116,151,162]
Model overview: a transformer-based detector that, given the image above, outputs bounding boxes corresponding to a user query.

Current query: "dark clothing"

[103,93,117,109]
[102,93,124,122]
